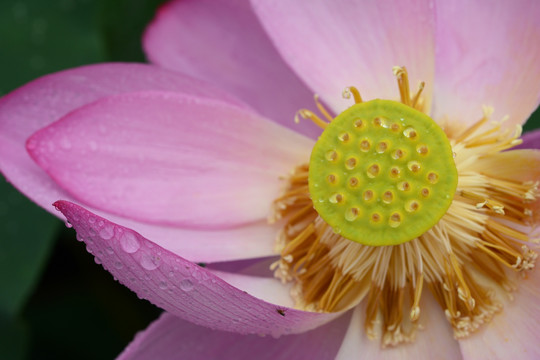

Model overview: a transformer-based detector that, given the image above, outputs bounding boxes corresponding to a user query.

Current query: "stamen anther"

[342,86,363,104]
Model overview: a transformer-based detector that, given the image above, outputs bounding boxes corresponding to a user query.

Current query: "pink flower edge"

[54,200,343,336]
[117,310,351,360]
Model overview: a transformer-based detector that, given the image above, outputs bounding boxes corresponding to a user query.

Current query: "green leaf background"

[0,1,164,359]
[0,1,539,359]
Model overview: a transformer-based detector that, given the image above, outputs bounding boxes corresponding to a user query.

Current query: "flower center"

[271,66,538,347]
[309,99,457,245]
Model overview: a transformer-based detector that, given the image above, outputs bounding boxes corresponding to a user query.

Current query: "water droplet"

[179,279,194,291]
[120,232,140,253]
[76,233,84,242]
[114,261,123,269]
[140,254,160,270]
[159,281,167,290]
[64,220,73,228]
[94,257,102,264]
[99,225,114,240]
[105,246,114,255]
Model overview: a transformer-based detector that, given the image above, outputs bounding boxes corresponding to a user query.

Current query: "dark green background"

[0,1,165,359]
[0,1,539,359]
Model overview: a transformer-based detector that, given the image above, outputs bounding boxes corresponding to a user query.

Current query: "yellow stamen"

[314,94,335,123]
[270,67,538,347]
[294,109,329,129]
[342,86,363,104]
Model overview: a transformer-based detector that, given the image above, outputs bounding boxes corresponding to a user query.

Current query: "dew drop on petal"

[179,279,194,292]
[120,232,140,254]
[140,254,160,270]
[99,225,114,240]
[159,281,167,290]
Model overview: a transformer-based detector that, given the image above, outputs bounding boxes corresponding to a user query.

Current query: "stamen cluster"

[270,67,538,347]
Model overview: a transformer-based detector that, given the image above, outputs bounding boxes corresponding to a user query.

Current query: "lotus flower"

[1,0,540,359]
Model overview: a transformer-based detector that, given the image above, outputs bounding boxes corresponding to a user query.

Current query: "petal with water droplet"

[54,200,342,336]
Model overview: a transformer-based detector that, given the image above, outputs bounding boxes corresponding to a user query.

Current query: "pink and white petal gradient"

[55,200,343,336]
[336,295,462,360]
[0,63,243,218]
[27,91,313,228]
[118,311,351,360]
[250,0,435,114]
[433,0,540,128]
[144,0,320,138]
[458,270,540,360]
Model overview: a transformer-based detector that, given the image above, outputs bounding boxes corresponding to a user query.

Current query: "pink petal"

[28,91,313,228]
[115,218,279,263]
[518,129,540,150]
[143,0,320,138]
[336,294,462,360]
[458,269,540,360]
[0,63,243,218]
[432,0,540,128]
[118,311,351,360]
[55,200,342,336]
[251,0,436,113]
[211,270,294,308]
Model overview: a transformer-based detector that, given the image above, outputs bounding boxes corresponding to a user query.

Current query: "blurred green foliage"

[0,0,164,359]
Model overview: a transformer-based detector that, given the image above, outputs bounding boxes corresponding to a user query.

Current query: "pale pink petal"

[0,63,243,218]
[118,311,351,360]
[56,200,342,335]
[458,269,540,360]
[433,0,540,128]
[472,149,540,227]
[117,218,279,263]
[210,271,294,308]
[518,129,540,150]
[0,64,286,263]
[473,150,540,181]
[336,294,462,360]
[251,0,435,113]
[28,91,313,228]
[144,0,320,138]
